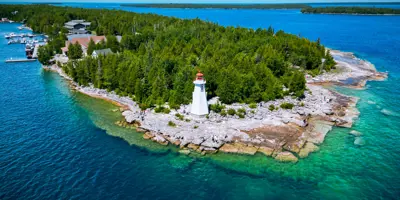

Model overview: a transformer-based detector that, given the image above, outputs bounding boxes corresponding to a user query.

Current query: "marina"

[3,28,47,61]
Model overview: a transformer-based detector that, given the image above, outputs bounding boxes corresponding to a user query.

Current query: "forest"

[121,4,311,9]
[0,5,335,109]
[301,6,400,15]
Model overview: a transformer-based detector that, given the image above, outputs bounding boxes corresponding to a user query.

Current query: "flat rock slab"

[257,146,274,156]
[298,142,320,158]
[275,151,299,163]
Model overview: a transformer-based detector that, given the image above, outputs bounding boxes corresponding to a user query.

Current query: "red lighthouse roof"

[196,71,204,80]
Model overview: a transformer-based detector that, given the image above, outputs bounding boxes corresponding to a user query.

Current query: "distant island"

[301,6,400,15]
[121,3,311,9]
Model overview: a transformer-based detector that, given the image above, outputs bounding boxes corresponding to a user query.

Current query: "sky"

[2,0,400,3]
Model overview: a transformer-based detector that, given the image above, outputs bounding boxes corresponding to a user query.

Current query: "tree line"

[0,5,336,108]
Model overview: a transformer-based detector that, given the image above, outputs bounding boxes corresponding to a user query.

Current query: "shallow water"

[1,5,400,200]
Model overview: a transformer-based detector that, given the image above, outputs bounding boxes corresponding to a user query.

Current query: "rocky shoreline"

[45,50,387,163]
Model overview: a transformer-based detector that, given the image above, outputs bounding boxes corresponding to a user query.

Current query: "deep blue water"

[1,3,400,200]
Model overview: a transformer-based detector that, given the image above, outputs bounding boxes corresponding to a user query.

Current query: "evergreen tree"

[87,38,96,56]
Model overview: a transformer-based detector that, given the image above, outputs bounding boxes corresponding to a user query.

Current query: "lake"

[0,3,399,199]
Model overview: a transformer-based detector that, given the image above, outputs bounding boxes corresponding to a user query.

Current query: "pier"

[5,58,37,63]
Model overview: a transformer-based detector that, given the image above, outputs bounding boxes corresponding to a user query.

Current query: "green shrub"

[238,113,245,119]
[227,108,236,116]
[154,106,164,113]
[194,125,198,129]
[175,113,184,121]
[210,103,225,113]
[237,108,246,114]
[139,103,150,110]
[220,110,227,117]
[269,105,275,111]
[168,121,176,127]
[185,119,191,122]
[251,110,255,114]
[249,103,257,109]
[163,108,171,114]
[280,102,294,109]
[300,102,305,107]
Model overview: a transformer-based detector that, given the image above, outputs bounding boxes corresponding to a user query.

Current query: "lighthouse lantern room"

[190,71,209,116]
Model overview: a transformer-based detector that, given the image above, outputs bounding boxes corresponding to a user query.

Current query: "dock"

[32,44,39,59]
[5,58,37,63]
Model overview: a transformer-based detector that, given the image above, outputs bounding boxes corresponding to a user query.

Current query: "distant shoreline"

[301,6,400,15]
[302,12,400,16]
[120,3,311,10]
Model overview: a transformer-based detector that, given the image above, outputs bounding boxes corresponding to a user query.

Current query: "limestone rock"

[284,139,306,154]
[274,151,299,163]
[152,134,168,146]
[298,142,320,158]
[257,146,274,157]
[142,132,154,140]
[219,143,239,153]
[237,144,259,155]
[187,143,200,150]
[173,140,181,146]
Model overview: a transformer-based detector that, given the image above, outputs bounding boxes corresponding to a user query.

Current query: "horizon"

[2,0,400,4]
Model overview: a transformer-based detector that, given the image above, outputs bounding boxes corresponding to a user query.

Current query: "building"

[190,71,209,116]
[61,36,106,56]
[92,48,113,57]
[64,20,91,34]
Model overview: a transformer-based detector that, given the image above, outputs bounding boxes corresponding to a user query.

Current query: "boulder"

[257,146,274,157]
[274,151,299,163]
[152,134,168,146]
[201,137,224,148]
[349,130,362,136]
[298,142,320,158]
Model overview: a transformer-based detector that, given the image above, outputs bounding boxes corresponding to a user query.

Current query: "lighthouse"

[190,71,209,116]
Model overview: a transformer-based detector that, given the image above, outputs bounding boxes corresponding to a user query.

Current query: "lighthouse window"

[201,84,204,92]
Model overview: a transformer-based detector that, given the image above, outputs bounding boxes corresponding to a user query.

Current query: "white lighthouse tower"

[190,71,209,116]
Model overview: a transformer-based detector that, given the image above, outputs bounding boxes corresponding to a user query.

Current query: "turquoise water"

[1,4,400,199]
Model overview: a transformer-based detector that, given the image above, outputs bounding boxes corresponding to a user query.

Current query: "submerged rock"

[349,130,362,136]
[354,137,366,146]
[178,149,191,155]
[274,152,298,163]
